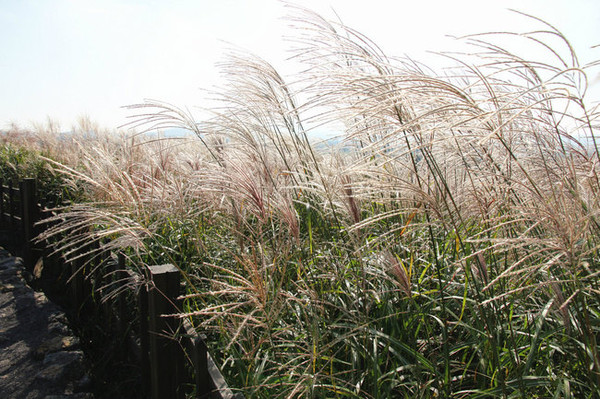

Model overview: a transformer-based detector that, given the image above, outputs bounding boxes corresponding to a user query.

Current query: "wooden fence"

[0,178,37,268]
[0,178,243,399]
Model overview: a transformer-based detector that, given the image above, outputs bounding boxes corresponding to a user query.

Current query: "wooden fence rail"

[0,178,243,399]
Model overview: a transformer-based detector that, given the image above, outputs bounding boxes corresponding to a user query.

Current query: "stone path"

[0,247,94,399]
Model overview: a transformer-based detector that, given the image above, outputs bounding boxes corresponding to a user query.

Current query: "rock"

[36,363,71,382]
[43,350,84,366]
[49,319,71,336]
[36,350,85,384]
[0,266,18,280]
[34,290,50,305]
[0,282,15,292]
[74,374,93,392]
[0,330,9,345]
[49,312,69,324]
[0,357,10,374]
[33,335,81,360]
[0,256,17,269]
[44,395,94,399]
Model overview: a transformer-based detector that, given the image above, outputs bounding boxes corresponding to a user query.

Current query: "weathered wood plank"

[147,264,183,399]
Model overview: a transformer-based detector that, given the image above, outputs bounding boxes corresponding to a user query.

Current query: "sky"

[1,0,599,132]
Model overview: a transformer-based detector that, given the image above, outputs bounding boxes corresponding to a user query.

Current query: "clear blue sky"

[1,0,598,131]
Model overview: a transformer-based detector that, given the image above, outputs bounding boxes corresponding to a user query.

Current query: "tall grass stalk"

[6,6,598,398]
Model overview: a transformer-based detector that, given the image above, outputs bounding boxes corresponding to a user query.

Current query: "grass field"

[2,9,600,398]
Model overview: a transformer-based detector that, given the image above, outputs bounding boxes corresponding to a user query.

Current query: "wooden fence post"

[194,334,210,397]
[139,281,150,397]
[0,184,4,225]
[97,252,114,326]
[70,252,87,314]
[147,264,183,399]
[8,181,15,231]
[115,254,130,336]
[69,241,96,316]
[20,178,38,271]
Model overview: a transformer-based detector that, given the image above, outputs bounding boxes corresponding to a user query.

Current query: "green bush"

[0,144,82,207]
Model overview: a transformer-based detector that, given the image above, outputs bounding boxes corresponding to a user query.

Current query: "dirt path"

[0,247,94,399]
